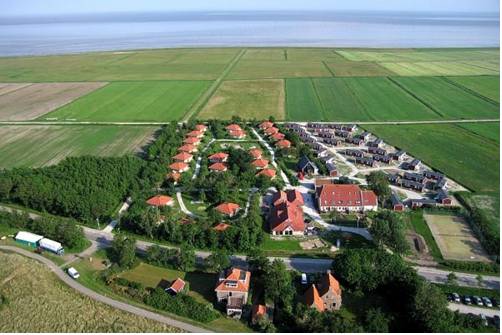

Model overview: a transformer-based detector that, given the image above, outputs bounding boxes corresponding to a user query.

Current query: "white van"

[67,267,80,279]
[301,273,308,285]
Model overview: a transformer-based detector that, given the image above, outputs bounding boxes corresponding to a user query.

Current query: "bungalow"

[388,173,401,184]
[305,271,342,312]
[373,155,391,164]
[391,191,405,211]
[355,156,376,167]
[213,223,231,232]
[400,179,425,192]
[367,147,387,155]
[209,152,229,163]
[317,184,378,213]
[359,131,371,141]
[276,139,292,149]
[173,152,193,163]
[146,195,174,207]
[345,149,364,158]
[215,268,251,319]
[249,148,263,160]
[392,150,406,161]
[209,162,228,172]
[183,137,201,146]
[226,124,242,132]
[169,162,190,173]
[216,202,241,217]
[259,121,274,130]
[436,177,448,190]
[195,124,208,132]
[251,159,269,170]
[436,189,452,206]
[269,189,305,235]
[326,162,338,177]
[271,132,286,141]
[307,122,323,129]
[264,127,279,136]
[165,278,186,295]
[256,168,276,179]
[367,139,384,148]
[297,156,319,175]
[186,130,203,138]
[229,129,246,139]
[404,172,425,183]
[178,144,197,153]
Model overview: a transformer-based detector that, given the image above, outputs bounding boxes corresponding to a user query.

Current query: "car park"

[481,297,493,308]
[473,296,483,306]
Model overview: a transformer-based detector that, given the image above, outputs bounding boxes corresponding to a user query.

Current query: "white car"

[301,273,308,285]
[67,267,80,279]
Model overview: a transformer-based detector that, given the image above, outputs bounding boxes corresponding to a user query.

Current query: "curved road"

[0,246,211,333]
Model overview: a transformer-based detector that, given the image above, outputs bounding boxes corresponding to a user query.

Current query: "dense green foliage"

[263,259,296,311]
[369,211,409,254]
[204,250,231,273]
[366,171,391,206]
[109,235,137,268]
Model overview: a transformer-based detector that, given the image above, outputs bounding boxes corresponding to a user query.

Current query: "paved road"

[0,246,210,333]
[414,266,500,290]
[448,303,500,318]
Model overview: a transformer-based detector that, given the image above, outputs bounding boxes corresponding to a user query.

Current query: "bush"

[144,287,219,323]
[439,260,499,274]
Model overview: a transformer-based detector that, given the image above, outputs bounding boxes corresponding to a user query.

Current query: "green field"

[0,125,157,168]
[365,123,499,192]
[42,81,210,122]
[445,75,500,102]
[326,61,396,76]
[337,48,500,62]
[227,60,332,79]
[380,61,498,76]
[285,79,324,121]
[458,122,500,143]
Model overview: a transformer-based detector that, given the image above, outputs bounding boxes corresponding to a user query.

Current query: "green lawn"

[42,81,210,122]
[391,77,499,120]
[0,125,157,168]
[365,124,499,193]
[261,235,303,251]
[445,75,500,102]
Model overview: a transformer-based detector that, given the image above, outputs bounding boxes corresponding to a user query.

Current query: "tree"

[369,211,409,254]
[247,248,270,273]
[367,171,391,205]
[447,272,458,286]
[264,259,295,310]
[204,250,231,273]
[256,315,277,333]
[364,308,391,333]
[110,234,136,268]
[175,244,195,271]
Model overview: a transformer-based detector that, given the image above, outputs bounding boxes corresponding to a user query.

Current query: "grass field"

[227,60,332,79]
[0,253,179,332]
[458,122,500,143]
[0,82,106,121]
[391,77,499,120]
[0,125,157,168]
[445,75,500,102]
[285,78,324,121]
[423,213,490,262]
[42,81,210,122]
[198,79,285,120]
[380,61,498,76]
[364,124,499,192]
[325,61,396,76]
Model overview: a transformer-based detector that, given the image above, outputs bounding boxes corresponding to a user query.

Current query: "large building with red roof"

[268,189,305,236]
[316,184,378,213]
[215,267,251,319]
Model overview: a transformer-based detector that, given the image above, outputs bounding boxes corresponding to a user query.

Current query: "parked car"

[301,273,308,285]
[479,314,488,327]
[473,296,483,306]
[67,267,80,279]
[481,297,493,308]
[462,295,472,305]
[451,292,461,303]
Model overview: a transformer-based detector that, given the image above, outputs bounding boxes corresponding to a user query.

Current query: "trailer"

[39,238,64,255]
[15,231,43,248]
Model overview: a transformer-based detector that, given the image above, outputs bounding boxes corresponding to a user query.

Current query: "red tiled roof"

[305,284,325,312]
[173,152,193,161]
[271,132,286,141]
[208,152,229,161]
[252,304,267,320]
[216,202,240,216]
[269,189,305,233]
[251,159,269,169]
[178,144,196,153]
[146,195,173,207]
[169,278,186,293]
[317,184,378,208]
[187,130,203,138]
[249,148,263,159]
[259,121,274,129]
[169,162,189,172]
[256,168,276,178]
[195,124,207,131]
[168,172,181,182]
[213,223,231,231]
[265,127,279,135]
[229,129,246,138]
[318,272,342,297]
[183,137,200,145]
[209,162,228,172]
[226,124,242,131]
[276,139,291,149]
[215,268,251,293]
[272,189,304,207]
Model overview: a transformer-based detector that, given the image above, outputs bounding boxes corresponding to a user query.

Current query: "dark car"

[462,295,472,305]
[451,292,461,303]
[473,296,483,306]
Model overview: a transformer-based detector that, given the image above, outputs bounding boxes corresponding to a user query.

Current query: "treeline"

[0,211,87,250]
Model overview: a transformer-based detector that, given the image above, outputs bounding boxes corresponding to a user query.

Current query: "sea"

[0,11,499,57]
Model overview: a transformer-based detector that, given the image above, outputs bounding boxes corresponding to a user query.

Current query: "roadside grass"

[42,81,211,122]
[198,79,285,120]
[0,125,158,169]
[364,124,499,193]
[445,75,500,102]
[0,252,179,332]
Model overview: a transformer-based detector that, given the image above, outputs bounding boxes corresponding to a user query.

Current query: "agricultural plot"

[0,82,106,121]
[0,125,157,168]
[285,79,324,121]
[365,124,499,192]
[242,48,286,60]
[43,81,210,122]
[325,61,396,76]
[458,122,499,143]
[198,79,285,120]
[0,253,178,332]
[391,77,499,119]
[287,49,345,61]
[423,213,491,262]
[380,61,499,76]
[337,48,499,62]
[226,60,332,79]
[445,75,500,102]
[0,48,239,81]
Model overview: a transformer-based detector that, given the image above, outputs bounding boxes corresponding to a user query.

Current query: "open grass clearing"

[261,234,303,251]
[445,75,500,102]
[0,252,179,332]
[0,82,107,121]
[391,77,499,120]
[42,81,210,122]
[198,79,285,120]
[423,213,490,262]
[227,60,332,79]
[364,124,499,193]
[0,125,157,168]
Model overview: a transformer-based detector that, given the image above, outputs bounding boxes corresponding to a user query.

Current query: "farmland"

[227,60,332,79]
[458,122,500,143]
[198,79,285,120]
[364,123,499,193]
[0,253,179,332]
[0,82,106,121]
[445,75,500,102]
[42,81,210,122]
[0,125,157,168]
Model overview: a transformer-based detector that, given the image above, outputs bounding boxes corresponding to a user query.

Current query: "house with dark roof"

[215,268,251,319]
[391,191,405,211]
[400,179,425,192]
[404,172,425,183]
[367,139,384,147]
[373,154,391,164]
[355,156,376,167]
[268,189,305,236]
[305,271,342,312]
[423,170,444,180]
[326,162,338,177]
[368,147,387,155]
[317,184,378,213]
[436,177,448,190]
[345,137,364,146]
[345,149,364,158]
[403,159,421,171]
[408,198,438,209]
[297,156,319,176]
[323,138,342,146]
[392,150,406,161]
[436,189,452,205]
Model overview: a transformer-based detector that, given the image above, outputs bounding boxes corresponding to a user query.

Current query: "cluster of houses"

[260,121,292,150]
[344,145,405,168]
[208,146,277,179]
